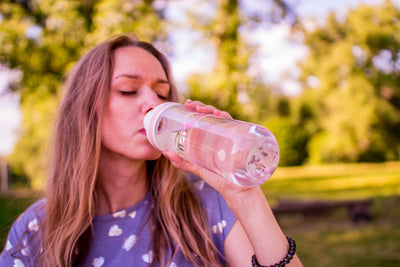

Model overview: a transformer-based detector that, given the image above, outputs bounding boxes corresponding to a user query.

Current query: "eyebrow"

[114,74,169,84]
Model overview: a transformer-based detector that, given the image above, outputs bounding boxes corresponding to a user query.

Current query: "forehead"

[112,46,167,80]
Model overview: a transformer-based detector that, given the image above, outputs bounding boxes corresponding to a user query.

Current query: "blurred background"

[0,0,399,266]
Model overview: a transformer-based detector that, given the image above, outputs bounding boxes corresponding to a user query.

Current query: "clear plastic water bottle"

[144,102,280,187]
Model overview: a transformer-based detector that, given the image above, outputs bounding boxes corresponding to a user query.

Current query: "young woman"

[0,34,302,267]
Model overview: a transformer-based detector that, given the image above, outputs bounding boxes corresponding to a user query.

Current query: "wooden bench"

[272,199,373,223]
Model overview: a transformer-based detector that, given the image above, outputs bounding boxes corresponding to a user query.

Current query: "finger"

[196,104,217,114]
[184,99,232,118]
[184,99,208,112]
[218,110,233,119]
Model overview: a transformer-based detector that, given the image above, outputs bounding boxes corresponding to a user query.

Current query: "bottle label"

[176,130,186,152]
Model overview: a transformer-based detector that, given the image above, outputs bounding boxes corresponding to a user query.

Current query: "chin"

[144,150,163,161]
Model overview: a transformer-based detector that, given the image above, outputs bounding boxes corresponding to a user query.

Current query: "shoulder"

[12,199,46,234]
[186,173,236,235]
[1,199,45,258]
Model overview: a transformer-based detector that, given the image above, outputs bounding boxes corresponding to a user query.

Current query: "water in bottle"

[143,102,279,187]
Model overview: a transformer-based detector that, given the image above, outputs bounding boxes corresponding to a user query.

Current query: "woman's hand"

[163,99,303,267]
[162,99,258,202]
[183,99,232,119]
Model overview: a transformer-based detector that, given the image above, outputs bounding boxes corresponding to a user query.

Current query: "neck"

[95,150,149,215]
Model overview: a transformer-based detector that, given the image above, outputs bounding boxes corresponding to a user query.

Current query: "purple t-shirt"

[0,178,236,266]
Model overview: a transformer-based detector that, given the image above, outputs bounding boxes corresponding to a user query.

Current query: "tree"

[296,0,400,163]
[182,0,309,165]
[183,0,250,120]
[0,0,166,188]
[183,0,297,121]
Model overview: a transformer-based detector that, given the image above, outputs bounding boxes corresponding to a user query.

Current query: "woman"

[0,34,302,267]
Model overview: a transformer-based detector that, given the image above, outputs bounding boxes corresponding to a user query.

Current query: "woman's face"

[101,46,170,161]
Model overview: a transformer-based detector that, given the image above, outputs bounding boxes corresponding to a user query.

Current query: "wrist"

[223,186,266,213]
[252,237,297,267]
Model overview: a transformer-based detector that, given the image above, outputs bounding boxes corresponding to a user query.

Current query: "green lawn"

[263,161,400,267]
[1,162,399,266]
[278,195,400,267]
[262,161,400,205]
[0,190,41,249]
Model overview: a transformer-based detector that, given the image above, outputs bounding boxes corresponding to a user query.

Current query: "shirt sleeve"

[188,173,237,264]
[0,199,45,266]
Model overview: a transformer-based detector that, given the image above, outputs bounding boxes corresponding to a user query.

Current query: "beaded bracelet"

[251,236,296,267]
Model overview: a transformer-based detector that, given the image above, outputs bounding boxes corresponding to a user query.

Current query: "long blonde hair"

[38,34,221,266]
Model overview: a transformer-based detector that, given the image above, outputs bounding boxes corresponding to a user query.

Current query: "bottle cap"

[144,102,181,149]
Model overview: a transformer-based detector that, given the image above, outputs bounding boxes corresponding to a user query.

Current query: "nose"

[140,87,163,115]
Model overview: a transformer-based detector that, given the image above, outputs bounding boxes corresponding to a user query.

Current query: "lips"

[139,128,146,135]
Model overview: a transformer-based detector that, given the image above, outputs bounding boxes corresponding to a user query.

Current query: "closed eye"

[157,94,168,100]
[119,91,137,96]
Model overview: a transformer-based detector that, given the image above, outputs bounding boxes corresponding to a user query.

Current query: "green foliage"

[265,117,308,166]
[85,0,165,47]
[0,0,165,189]
[296,1,400,164]
[185,0,295,122]
[186,0,250,120]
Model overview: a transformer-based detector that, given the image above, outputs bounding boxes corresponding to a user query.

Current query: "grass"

[279,195,400,267]
[262,161,400,267]
[0,190,41,249]
[262,161,400,205]
[1,161,399,266]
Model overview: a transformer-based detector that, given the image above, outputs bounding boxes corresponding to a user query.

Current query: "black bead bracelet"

[251,236,296,267]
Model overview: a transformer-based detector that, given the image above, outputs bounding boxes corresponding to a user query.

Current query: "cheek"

[101,99,138,140]
[101,103,125,140]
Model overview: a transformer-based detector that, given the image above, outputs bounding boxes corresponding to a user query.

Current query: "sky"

[0,67,22,157]
[0,0,393,157]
